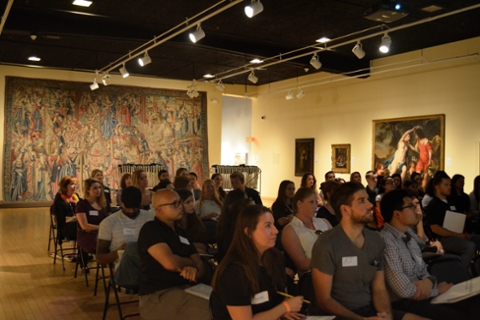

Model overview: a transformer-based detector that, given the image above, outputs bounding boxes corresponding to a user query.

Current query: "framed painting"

[331,144,351,173]
[295,138,314,176]
[372,114,445,188]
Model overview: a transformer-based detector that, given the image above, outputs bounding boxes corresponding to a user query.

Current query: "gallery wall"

[248,37,480,199]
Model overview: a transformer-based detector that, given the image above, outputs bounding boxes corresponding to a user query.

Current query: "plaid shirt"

[382,223,438,301]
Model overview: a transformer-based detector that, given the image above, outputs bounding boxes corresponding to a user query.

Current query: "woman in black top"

[53,175,80,242]
[211,205,304,320]
[316,180,340,227]
[271,180,295,231]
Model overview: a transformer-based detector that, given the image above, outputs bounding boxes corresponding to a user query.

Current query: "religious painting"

[3,76,208,204]
[295,138,314,176]
[373,114,445,189]
[331,144,351,174]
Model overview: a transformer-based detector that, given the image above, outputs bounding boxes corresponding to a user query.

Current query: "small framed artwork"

[295,138,314,176]
[331,144,351,173]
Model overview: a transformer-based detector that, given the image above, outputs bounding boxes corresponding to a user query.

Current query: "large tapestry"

[3,76,208,203]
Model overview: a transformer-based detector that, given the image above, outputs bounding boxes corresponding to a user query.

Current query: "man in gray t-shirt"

[310,182,418,320]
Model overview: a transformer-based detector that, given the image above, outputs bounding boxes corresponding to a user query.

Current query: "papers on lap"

[443,210,466,233]
[305,317,336,320]
[431,276,480,304]
[184,283,213,300]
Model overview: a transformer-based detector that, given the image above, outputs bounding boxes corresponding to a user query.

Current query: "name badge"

[89,210,99,216]
[104,189,110,193]
[450,206,456,211]
[342,256,358,267]
[123,228,135,235]
[251,291,269,305]
[179,236,190,245]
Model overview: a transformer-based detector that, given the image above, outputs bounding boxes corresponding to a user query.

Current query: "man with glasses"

[137,189,210,320]
[381,189,476,319]
[97,186,155,287]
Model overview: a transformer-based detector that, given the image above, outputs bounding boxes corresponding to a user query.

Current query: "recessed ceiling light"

[73,0,92,7]
[421,5,443,13]
[250,58,263,64]
[203,74,215,79]
[28,56,41,61]
[316,37,331,43]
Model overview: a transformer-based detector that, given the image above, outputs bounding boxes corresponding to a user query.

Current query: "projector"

[364,1,409,23]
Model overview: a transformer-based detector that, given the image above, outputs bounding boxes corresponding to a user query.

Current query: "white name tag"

[104,189,110,193]
[251,290,269,305]
[123,228,135,235]
[89,210,99,216]
[450,206,457,211]
[179,236,190,245]
[342,256,358,267]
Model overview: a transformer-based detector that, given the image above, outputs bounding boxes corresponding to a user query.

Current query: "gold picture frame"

[331,144,351,173]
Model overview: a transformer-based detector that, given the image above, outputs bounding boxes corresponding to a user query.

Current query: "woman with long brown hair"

[53,176,80,242]
[211,205,304,319]
[132,169,153,210]
[195,179,223,221]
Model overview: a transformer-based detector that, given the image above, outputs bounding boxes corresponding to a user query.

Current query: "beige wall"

[0,66,224,201]
[249,37,480,198]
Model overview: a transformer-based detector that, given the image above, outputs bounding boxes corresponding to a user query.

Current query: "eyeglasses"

[156,200,183,209]
[401,204,416,211]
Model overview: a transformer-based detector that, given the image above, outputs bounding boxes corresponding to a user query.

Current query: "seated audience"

[301,172,322,206]
[137,189,210,320]
[316,180,340,227]
[365,170,378,205]
[176,189,209,254]
[410,172,425,198]
[425,171,480,268]
[53,176,79,243]
[189,172,201,200]
[391,173,402,190]
[282,187,331,274]
[195,179,223,221]
[91,169,112,205]
[375,177,396,212]
[152,170,170,192]
[271,180,295,231]
[469,175,480,216]
[212,173,227,202]
[421,178,435,209]
[116,173,132,206]
[175,167,189,178]
[311,182,419,320]
[76,178,110,272]
[210,205,304,320]
[230,171,262,205]
[349,171,362,184]
[381,189,478,319]
[97,186,155,287]
[132,169,153,210]
[450,174,470,213]
[173,175,191,190]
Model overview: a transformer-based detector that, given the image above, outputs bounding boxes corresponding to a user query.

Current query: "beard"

[351,209,374,226]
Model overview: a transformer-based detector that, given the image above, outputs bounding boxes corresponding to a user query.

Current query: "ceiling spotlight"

[119,64,129,78]
[286,90,294,100]
[90,78,99,91]
[102,74,110,86]
[186,80,199,98]
[352,41,366,59]
[250,58,263,64]
[189,24,205,43]
[73,0,92,7]
[203,73,215,79]
[216,80,225,92]
[296,88,305,99]
[245,0,263,18]
[28,56,41,61]
[310,53,322,70]
[247,70,258,84]
[379,34,392,53]
[138,52,152,67]
[315,37,331,43]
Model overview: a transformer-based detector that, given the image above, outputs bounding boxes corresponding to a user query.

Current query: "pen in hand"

[277,291,310,304]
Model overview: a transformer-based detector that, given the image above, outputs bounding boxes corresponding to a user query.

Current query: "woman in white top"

[281,187,332,273]
[195,179,223,221]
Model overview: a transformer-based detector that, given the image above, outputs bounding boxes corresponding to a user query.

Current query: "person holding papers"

[425,171,480,268]
[381,189,478,319]
[210,205,304,320]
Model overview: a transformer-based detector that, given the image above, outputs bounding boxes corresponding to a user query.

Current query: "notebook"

[443,210,466,233]
[184,283,213,300]
[431,276,480,304]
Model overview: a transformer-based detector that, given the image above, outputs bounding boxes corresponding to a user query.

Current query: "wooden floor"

[0,207,139,320]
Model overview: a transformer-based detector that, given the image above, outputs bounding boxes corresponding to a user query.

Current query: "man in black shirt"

[230,171,263,205]
[137,189,210,320]
[365,170,378,205]
[426,171,480,268]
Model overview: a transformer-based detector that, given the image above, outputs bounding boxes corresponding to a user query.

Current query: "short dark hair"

[380,189,409,223]
[320,180,340,201]
[324,171,334,181]
[189,172,198,179]
[230,171,245,183]
[121,186,142,208]
[330,182,365,221]
[173,175,190,189]
[158,169,168,179]
[432,171,450,187]
[365,170,375,180]
[411,172,421,181]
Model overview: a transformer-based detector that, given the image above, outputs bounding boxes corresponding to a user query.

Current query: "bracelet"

[282,301,291,313]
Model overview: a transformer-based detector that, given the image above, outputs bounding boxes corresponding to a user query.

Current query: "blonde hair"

[83,178,107,209]
[132,169,146,189]
[199,179,223,208]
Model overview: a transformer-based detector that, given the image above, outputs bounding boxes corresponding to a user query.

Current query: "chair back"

[427,254,471,285]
